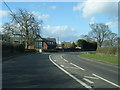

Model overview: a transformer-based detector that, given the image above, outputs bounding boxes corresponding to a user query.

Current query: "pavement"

[2,52,120,89]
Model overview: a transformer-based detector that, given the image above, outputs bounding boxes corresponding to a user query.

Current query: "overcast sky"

[0,0,118,42]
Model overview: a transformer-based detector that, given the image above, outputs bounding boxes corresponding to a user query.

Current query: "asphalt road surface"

[2,52,120,89]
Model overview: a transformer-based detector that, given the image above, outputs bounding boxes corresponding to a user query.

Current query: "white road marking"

[92,73,120,88]
[63,59,69,62]
[60,64,78,69]
[65,67,79,69]
[70,63,85,71]
[49,55,92,88]
[60,55,63,59]
[84,76,99,80]
[60,65,64,67]
[61,55,69,62]
[83,78,94,84]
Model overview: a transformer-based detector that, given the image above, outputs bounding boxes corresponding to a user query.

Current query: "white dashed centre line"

[83,78,94,84]
[63,59,69,62]
[84,76,99,80]
[61,55,69,62]
[49,55,92,88]
[61,55,85,71]
[51,54,119,88]
[70,63,85,71]
[60,65,64,67]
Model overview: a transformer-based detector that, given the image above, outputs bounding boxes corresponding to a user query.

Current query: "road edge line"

[49,55,91,88]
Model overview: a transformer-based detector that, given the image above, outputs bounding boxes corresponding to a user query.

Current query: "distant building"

[56,44,62,49]
[34,35,57,52]
[61,41,71,48]
[2,33,57,52]
[75,46,81,49]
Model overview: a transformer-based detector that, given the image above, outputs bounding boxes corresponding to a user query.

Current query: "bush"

[24,49,36,52]
[77,39,97,50]
[43,49,58,52]
[97,46,119,55]
[2,42,25,53]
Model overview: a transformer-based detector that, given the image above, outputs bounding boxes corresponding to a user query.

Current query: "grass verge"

[79,52,119,66]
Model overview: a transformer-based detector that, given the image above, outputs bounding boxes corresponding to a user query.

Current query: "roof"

[35,36,57,44]
[44,38,56,42]
[35,35,43,41]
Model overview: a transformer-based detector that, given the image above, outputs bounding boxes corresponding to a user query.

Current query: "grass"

[79,52,119,65]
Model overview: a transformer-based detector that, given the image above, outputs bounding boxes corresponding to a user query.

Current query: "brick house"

[34,35,57,52]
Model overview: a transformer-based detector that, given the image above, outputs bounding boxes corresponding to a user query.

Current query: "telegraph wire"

[2,0,41,36]
[2,0,23,28]
[2,0,24,44]
[2,0,13,14]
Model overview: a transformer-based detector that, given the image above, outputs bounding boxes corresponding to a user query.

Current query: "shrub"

[97,46,119,55]
[77,39,97,50]
[2,42,25,53]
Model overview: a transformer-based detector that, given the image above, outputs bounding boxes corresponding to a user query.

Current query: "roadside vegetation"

[2,42,36,59]
[78,23,119,66]
[79,46,119,65]
[2,9,42,59]
[2,8,120,62]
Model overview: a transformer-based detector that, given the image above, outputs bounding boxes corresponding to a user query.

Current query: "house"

[56,44,62,49]
[42,38,57,50]
[61,41,72,48]
[34,35,57,52]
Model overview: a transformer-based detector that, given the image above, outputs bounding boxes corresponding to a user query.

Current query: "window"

[35,41,42,49]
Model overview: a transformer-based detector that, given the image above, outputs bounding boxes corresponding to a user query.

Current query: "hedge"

[2,42,25,53]
[97,46,119,55]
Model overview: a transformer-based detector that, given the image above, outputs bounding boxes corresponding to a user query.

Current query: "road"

[2,52,119,89]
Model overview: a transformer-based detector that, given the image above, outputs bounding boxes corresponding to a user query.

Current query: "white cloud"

[0,27,4,34]
[105,21,118,28]
[0,10,9,18]
[105,22,112,26]
[29,11,39,16]
[50,6,57,10]
[73,3,83,11]
[38,14,50,21]
[73,0,118,19]
[89,17,95,24]
[42,25,79,42]
[0,23,4,34]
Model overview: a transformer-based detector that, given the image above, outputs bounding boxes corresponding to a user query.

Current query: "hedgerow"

[97,46,119,56]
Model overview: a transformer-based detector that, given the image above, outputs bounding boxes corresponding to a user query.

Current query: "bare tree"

[107,32,117,46]
[115,36,120,46]
[81,35,93,42]
[3,9,43,48]
[2,22,20,42]
[89,23,111,47]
